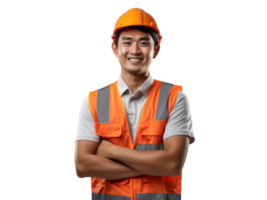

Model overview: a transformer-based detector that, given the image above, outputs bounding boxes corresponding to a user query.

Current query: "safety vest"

[88,79,183,200]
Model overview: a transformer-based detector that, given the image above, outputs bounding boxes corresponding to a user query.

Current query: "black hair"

[114,26,159,49]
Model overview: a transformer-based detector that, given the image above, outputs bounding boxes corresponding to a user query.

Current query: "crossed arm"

[101,135,190,176]
[106,146,176,176]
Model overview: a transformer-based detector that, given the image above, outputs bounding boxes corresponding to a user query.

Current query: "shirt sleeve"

[75,95,101,143]
[163,91,195,144]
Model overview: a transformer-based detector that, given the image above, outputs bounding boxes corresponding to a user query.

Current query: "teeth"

[129,58,141,61]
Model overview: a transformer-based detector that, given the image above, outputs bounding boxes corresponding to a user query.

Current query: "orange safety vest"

[89,79,183,200]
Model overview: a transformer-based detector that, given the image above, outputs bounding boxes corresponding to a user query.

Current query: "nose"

[129,42,141,54]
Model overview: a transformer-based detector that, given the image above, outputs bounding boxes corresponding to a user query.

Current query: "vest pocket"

[95,123,123,146]
[140,120,167,144]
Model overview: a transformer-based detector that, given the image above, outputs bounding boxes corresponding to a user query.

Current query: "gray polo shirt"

[75,72,195,144]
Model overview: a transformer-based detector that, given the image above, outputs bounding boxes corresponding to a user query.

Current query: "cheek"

[118,47,127,57]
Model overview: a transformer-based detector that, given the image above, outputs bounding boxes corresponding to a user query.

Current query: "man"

[75,8,195,200]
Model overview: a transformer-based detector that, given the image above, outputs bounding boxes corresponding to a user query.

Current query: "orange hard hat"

[111,8,162,45]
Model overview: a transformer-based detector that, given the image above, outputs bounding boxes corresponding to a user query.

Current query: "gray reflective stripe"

[97,85,110,123]
[136,193,181,200]
[92,193,180,200]
[155,82,173,121]
[135,143,164,151]
[92,193,131,200]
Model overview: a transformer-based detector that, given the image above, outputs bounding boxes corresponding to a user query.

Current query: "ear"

[153,44,160,59]
[111,42,118,58]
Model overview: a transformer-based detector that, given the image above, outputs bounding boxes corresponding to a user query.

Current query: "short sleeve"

[75,96,100,143]
[163,91,195,144]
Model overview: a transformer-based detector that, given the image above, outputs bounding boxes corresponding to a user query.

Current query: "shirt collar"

[117,71,154,97]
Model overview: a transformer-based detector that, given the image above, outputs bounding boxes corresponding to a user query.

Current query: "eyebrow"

[121,36,151,41]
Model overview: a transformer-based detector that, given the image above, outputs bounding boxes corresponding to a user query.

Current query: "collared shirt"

[75,71,195,144]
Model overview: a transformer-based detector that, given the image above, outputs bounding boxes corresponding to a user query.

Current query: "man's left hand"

[96,139,115,159]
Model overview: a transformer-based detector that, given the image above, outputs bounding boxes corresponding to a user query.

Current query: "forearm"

[111,146,175,176]
[77,154,143,179]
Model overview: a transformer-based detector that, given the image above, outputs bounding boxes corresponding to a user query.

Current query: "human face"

[112,27,160,75]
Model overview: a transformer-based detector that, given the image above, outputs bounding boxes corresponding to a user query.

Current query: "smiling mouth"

[127,58,143,64]
[127,58,143,61]
[128,59,143,64]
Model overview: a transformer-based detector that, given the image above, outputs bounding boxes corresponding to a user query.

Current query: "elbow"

[170,152,189,176]
[75,164,85,178]
[75,156,84,178]
[170,162,182,177]
[76,171,84,178]
[75,162,89,178]
[75,168,82,178]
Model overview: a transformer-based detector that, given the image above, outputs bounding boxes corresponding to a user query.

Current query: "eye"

[124,42,148,45]
[141,42,148,46]
[124,42,131,45]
